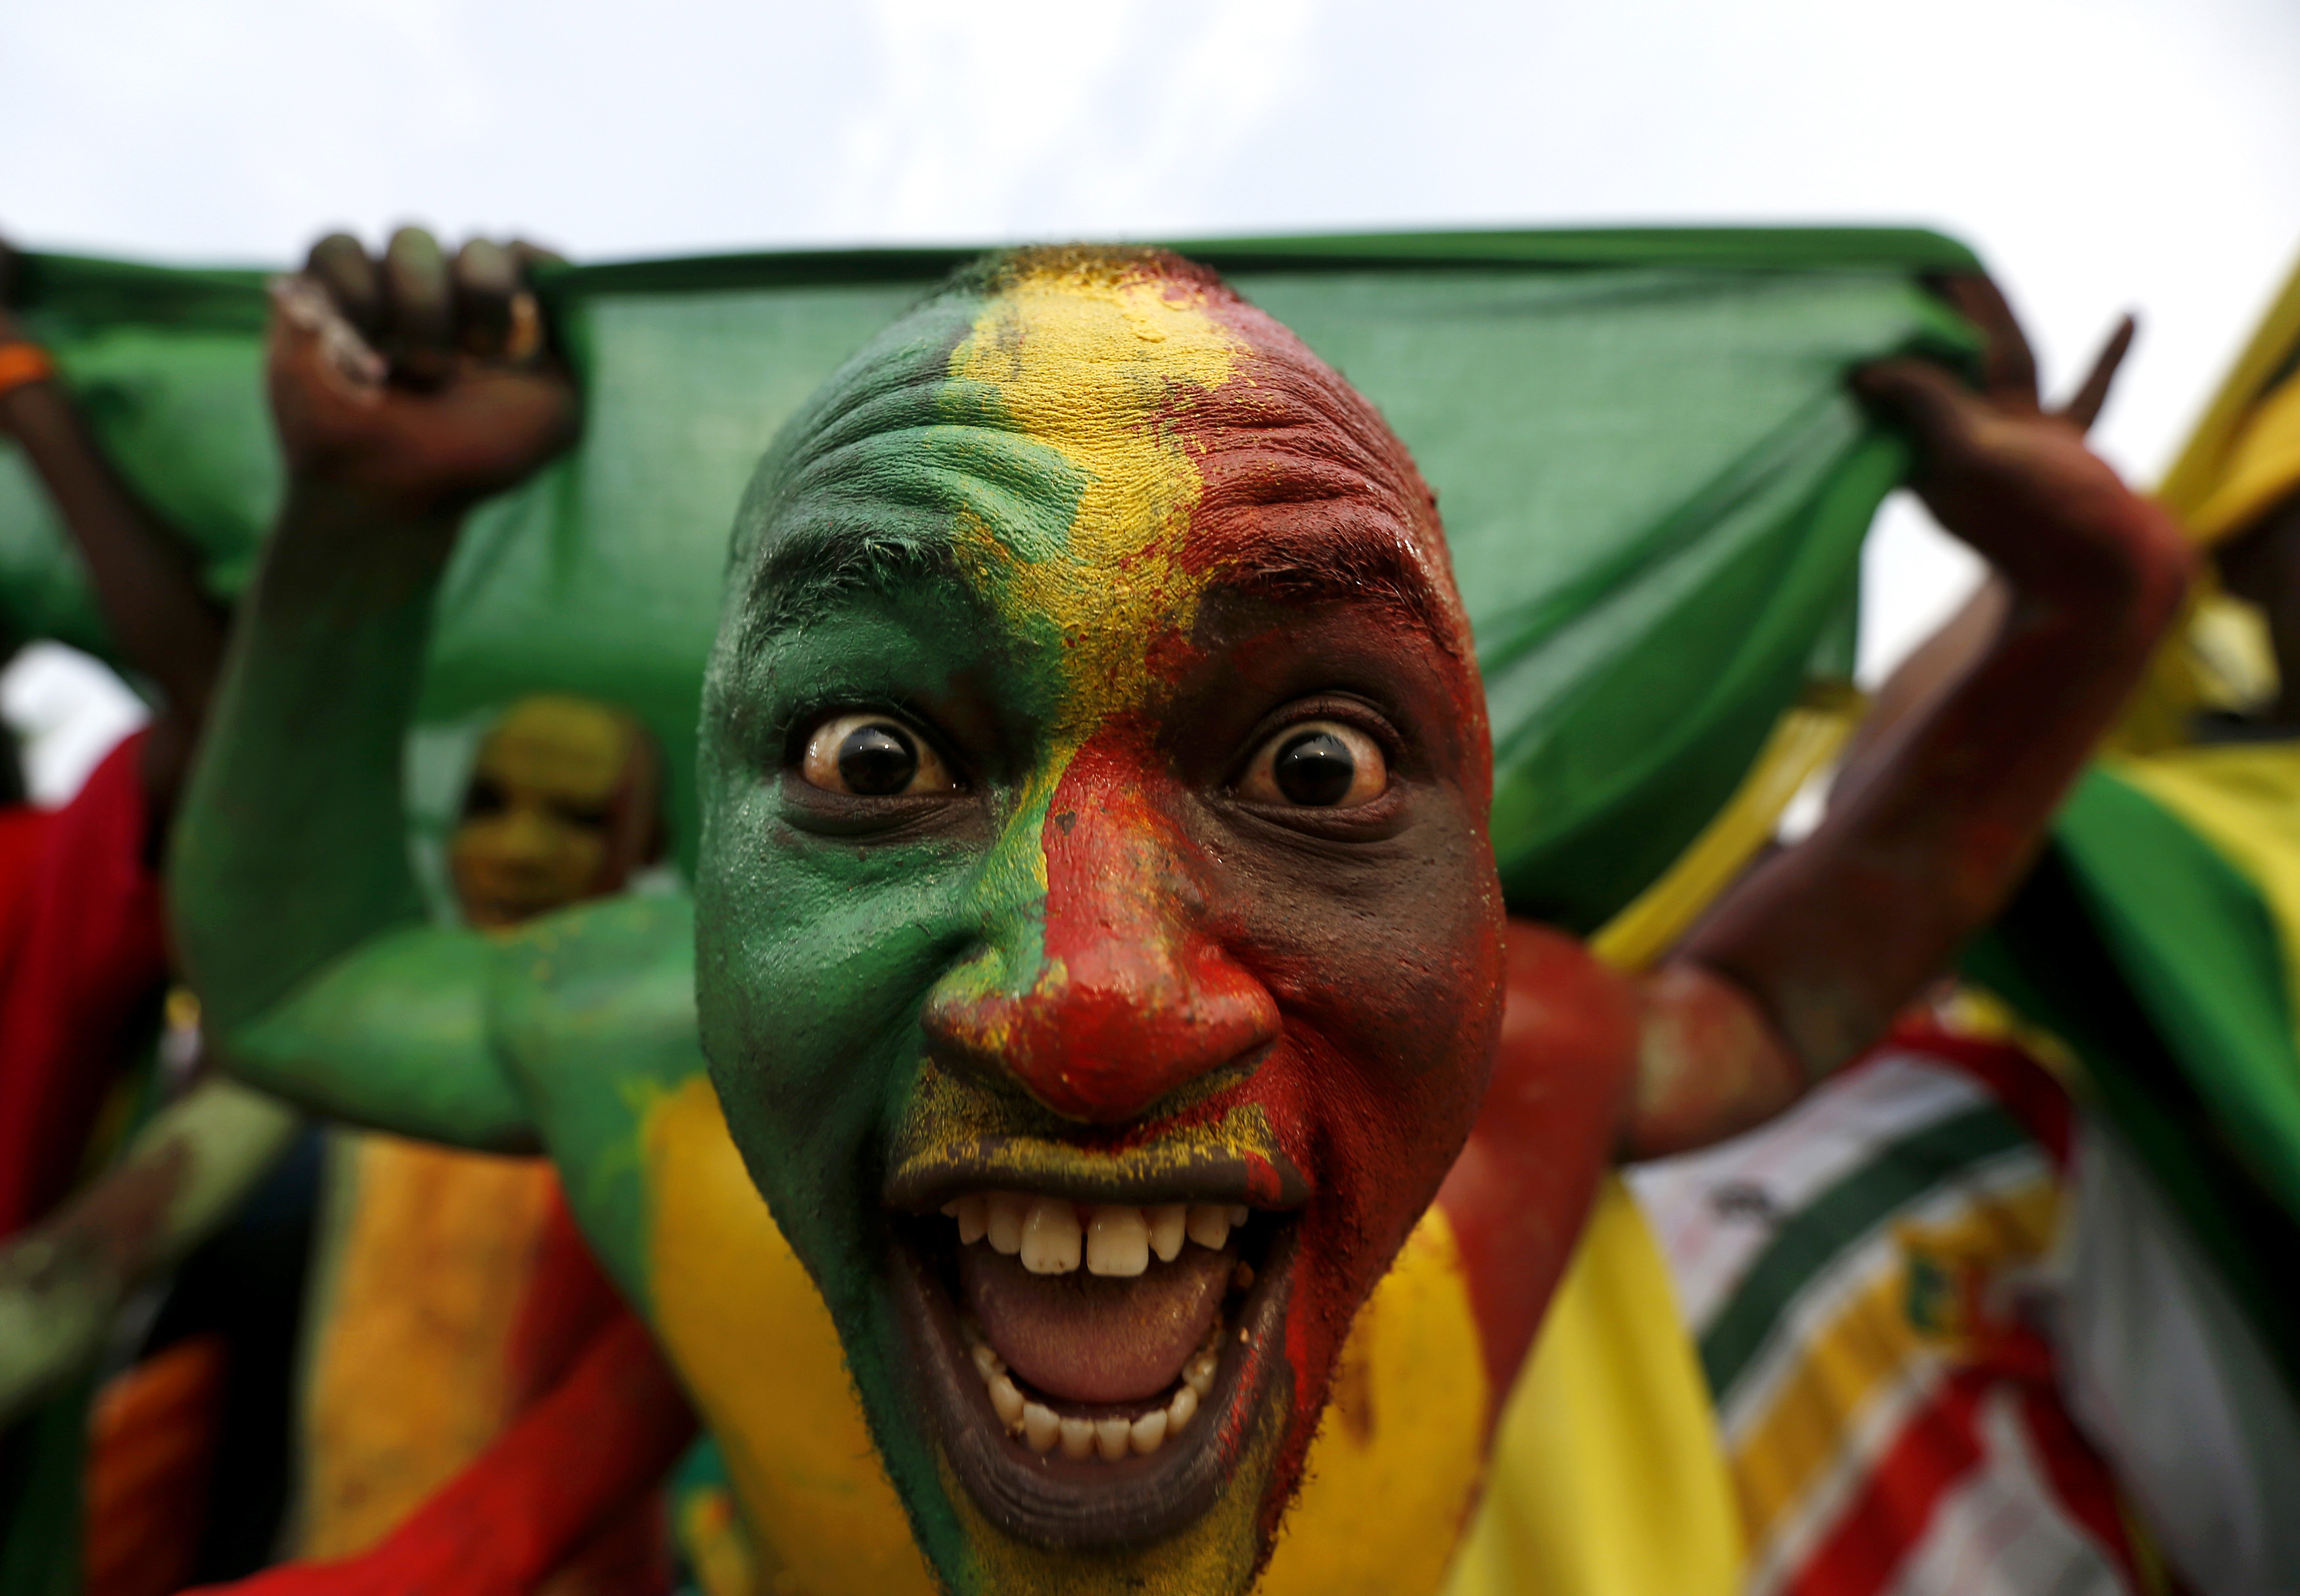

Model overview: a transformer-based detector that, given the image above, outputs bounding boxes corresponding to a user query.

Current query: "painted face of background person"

[696,250,1504,1593]
[449,694,664,930]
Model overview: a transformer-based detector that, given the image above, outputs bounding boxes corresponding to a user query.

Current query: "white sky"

[4,0,2297,794]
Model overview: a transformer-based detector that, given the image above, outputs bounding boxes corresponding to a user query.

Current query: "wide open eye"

[799,713,957,797]
[1237,720,1388,809]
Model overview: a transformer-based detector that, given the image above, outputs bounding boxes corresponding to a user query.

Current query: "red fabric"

[507,1184,676,1596]
[1787,1327,2144,1596]
[0,731,166,1239]
[184,1313,697,1596]
[507,1186,626,1408]
[1886,1012,2075,1170]
[81,1334,227,1596]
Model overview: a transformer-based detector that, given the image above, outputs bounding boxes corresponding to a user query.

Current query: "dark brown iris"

[1274,729,1355,806]
[838,723,919,795]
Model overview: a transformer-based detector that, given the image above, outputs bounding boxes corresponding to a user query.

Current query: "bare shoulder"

[488,894,702,1088]
[483,893,708,1296]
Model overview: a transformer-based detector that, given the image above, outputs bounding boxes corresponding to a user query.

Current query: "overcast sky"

[5,0,2297,790]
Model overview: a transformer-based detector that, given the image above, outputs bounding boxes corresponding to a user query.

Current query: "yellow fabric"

[645,1076,937,1596]
[1261,1209,1490,1596]
[299,1133,557,1558]
[2112,742,2300,1027]
[1591,684,1864,973]
[1440,1177,1745,1596]
[2184,376,2300,548]
[2111,251,2300,749]
[2157,252,2300,537]
[678,1484,762,1596]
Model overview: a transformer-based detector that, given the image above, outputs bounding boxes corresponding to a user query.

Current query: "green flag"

[0,227,1975,926]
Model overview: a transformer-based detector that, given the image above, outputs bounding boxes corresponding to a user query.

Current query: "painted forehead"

[728,249,1467,666]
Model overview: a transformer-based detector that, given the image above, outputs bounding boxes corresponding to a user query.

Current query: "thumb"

[1850,357,1980,455]
[266,275,386,403]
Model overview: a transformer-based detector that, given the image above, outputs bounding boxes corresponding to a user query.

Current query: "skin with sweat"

[173,235,2187,1596]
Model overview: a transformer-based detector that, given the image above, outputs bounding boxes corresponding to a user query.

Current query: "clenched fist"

[268,227,578,519]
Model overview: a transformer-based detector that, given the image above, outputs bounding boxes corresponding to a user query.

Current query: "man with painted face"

[173,233,2188,1595]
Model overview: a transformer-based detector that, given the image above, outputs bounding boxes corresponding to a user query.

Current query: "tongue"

[960,1243,1233,1405]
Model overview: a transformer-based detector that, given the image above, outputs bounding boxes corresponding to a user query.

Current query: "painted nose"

[923,753,1279,1126]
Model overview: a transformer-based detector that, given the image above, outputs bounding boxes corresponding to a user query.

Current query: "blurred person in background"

[0,231,237,1596]
[0,234,226,1254]
[0,687,694,1595]
[294,689,682,1591]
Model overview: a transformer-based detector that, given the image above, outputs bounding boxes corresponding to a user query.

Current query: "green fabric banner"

[0,229,1977,927]
[1967,769,2300,1395]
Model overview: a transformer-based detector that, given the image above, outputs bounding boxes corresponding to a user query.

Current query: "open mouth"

[890,1179,1298,1548]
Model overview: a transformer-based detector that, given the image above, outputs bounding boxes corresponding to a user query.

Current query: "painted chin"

[888,1182,1299,1550]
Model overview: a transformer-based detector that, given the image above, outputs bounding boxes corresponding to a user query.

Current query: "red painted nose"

[924,737,1279,1126]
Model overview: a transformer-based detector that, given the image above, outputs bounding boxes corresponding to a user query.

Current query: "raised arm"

[1626,279,2192,1156]
[0,236,230,823]
[172,229,576,1145]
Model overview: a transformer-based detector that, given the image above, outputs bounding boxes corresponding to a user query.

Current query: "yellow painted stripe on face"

[643,1075,936,1596]
[948,263,1245,746]
[1258,1205,1491,1596]
[1724,1174,2059,1541]
[933,264,1257,1015]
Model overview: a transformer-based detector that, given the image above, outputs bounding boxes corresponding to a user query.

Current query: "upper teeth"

[939,1193,1249,1276]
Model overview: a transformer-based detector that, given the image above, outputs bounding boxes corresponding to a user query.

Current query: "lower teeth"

[963,1319,1220,1460]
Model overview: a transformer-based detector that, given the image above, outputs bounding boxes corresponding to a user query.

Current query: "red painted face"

[702,251,1505,1589]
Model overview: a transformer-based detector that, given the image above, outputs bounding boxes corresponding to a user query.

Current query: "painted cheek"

[926,721,1278,1125]
[1431,921,1631,1402]
[1217,850,1503,1485]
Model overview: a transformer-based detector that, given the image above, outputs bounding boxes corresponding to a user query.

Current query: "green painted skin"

[179,279,1066,1310]
[171,472,699,1310]
[172,269,1164,1590]
[697,297,1080,1581]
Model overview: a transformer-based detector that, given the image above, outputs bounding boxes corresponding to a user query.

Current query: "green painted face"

[695,248,1503,1594]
